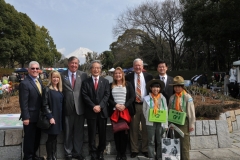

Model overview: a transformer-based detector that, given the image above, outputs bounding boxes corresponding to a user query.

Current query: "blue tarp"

[15,68,28,73]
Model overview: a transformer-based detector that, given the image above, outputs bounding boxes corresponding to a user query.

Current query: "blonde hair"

[47,70,62,92]
[111,67,126,88]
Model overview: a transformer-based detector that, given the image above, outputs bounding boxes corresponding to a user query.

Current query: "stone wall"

[0,129,22,159]
[219,109,240,132]
[0,119,233,159]
[190,120,231,150]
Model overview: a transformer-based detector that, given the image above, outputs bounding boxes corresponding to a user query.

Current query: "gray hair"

[133,58,143,66]
[28,61,40,68]
[68,56,79,63]
[90,60,102,69]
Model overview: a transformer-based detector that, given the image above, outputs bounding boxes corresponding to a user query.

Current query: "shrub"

[195,103,239,119]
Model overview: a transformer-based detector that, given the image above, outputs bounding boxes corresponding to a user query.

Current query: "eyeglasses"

[31,68,39,70]
[91,67,101,70]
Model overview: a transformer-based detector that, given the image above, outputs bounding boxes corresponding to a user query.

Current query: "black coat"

[41,87,63,134]
[81,76,110,119]
[19,75,43,122]
[108,81,136,117]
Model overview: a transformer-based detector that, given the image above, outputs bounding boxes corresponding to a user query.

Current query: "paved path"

[59,131,240,160]
[189,131,240,160]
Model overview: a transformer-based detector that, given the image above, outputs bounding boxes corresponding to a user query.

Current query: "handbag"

[111,119,129,133]
[162,127,181,160]
[37,112,51,129]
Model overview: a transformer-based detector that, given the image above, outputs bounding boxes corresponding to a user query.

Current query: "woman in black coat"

[108,67,135,160]
[41,71,63,160]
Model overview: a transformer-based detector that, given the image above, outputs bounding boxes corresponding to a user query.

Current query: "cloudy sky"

[5,0,150,57]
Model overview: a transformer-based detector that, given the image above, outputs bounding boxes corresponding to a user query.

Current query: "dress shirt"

[68,70,76,85]
[92,76,99,84]
[160,75,167,86]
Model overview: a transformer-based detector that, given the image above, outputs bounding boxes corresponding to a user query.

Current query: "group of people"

[19,57,195,160]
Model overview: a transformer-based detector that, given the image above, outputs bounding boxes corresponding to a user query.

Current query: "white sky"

[4,0,150,56]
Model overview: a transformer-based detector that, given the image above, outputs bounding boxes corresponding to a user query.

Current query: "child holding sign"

[143,79,168,160]
[168,76,196,160]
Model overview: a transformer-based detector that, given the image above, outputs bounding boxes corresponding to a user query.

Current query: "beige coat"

[168,93,196,130]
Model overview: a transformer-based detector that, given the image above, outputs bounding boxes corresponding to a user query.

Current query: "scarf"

[175,90,186,112]
[151,93,161,114]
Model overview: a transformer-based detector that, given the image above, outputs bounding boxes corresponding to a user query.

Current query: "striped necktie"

[136,74,141,102]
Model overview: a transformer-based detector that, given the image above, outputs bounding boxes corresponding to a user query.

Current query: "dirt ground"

[1,94,239,115]
[0,95,20,114]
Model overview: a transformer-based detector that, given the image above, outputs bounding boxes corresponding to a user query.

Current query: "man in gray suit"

[155,61,174,104]
[61,56,88,160]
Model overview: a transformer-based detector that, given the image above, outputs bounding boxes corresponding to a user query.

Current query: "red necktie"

[136,74,141,102]
[71,73,75,88]
[94,78,98,90]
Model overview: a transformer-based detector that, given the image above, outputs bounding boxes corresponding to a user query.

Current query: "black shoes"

[142,152,148,158]
[33,156,44,160]
[121,154,127,160]
[130,152,138,158]
[116,153,127,160]
[116,153,121,160]
[73,155,86,160]
[99,152,104,160]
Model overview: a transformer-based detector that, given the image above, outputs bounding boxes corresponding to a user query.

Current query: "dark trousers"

[47,134,57,143]
[64,113,85,157]
[114,130,129,155]
[23,122,41,159]
[87,115,107,158]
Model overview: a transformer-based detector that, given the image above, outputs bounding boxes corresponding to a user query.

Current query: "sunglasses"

[31,68,39,70]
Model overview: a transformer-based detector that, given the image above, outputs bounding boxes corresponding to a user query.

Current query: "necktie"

[94,78,98,90]
[35,79,42,94]
[136,74,141,102]
[162,77,165,85]
[162,77,166,86]
[71,73,75,89]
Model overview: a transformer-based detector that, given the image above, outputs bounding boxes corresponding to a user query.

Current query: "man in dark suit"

[61,56,88,160]
[19,61,44,160]
[155,61,174,103]
[81,60,110,160]
[155,61,174,140]
[125,58,153,158]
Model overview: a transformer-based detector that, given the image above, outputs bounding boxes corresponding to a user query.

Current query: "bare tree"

[113,0,186,70]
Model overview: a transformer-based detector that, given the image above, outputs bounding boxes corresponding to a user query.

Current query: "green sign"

[148,109,167,123]
[168,109,186,125]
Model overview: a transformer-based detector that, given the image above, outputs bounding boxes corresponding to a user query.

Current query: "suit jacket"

[61,70,88,116]
[108,81,136,116]
[155,75,174,103]
[19,75,43,122]
[125,72,153,102]
[81,76,110,119]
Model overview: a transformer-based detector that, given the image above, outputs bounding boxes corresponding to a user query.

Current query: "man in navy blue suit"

[19,61,44,160]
